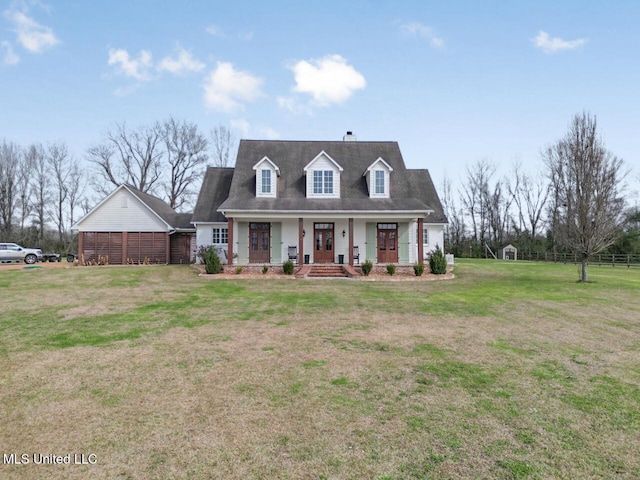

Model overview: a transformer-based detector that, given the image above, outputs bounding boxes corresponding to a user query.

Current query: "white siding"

[77,189,168,232]
[424,225,444,255]
[256,165,277,198]
[366,168,391,198]
[305,155,341,199]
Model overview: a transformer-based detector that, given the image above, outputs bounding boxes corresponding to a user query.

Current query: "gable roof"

[303,150,344,172]
[192,167,234,223]
[364,157,394,175]
[218,140,439,214]
[72,184,195,231]
[252,156,280,175]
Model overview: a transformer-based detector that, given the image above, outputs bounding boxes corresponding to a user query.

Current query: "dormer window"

[313,170,333,194]
[374,170,385,194]
[261,169,272,194]
[304,151,342,198]
[253,156,279,198]
[364,157,393,198]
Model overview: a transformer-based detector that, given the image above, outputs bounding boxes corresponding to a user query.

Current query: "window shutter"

[271,222,282,263]
[237,222,249,264]
[366,223,377,263]
[399,223,410,263]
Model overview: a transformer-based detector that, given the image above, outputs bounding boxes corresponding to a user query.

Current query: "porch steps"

[307,265,350,278]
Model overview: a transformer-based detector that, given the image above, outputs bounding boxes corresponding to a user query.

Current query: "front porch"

[225,216,428,267]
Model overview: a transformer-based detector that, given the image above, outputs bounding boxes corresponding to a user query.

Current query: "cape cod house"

[73,133,447,268]
[192,133,447,267]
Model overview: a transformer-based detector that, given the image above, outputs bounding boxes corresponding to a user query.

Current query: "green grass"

[1,260,639,479]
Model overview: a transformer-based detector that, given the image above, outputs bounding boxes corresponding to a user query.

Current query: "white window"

[212,227,228,245]
[261,169,271,194]
[313,170,333,194]
[375,170,385,194]
[423,227,429,245]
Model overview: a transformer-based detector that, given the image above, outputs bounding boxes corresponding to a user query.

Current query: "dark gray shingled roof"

[407,169,448,224]
[191,167,234,223]
[217,140,446,216]
[125,185,195,230]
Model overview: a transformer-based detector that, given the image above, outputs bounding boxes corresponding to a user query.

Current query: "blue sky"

[2,0,639,200]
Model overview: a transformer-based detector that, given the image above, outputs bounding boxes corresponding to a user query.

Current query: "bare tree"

[17,148,34,236]
[47,142,71,243]
[29,144,50,245]
[66,161,86,230]
[0,140,20,236]
[87,122,164,195]
[509,161,550,255]
[543,112,626,282]
[162,117,208,210]
[487,178,514,249]
[461,159,496,251]
[441,175,467,256]
[210,125,236,167]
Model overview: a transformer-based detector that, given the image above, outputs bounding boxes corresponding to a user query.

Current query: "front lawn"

[1,260,639,479]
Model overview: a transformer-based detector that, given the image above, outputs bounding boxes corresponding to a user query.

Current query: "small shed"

[498,244,517,260]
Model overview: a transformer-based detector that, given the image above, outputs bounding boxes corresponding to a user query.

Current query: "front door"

[249,223,270,263]
[377,223,398,263]
[314,223,334,263]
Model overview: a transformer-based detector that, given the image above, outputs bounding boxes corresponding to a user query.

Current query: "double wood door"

[377,223,398,263]
[249,223,270,263]
[314,223,334,263]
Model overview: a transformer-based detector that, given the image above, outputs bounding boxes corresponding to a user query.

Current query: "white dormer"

[303,151,343,199]
[364,157,393,198]
[253,156,280,198]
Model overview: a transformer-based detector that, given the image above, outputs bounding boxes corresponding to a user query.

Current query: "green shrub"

[197,246,222,274]
[413,262,425,276]
[361,259,373,276]
[262,265,269,275]
[235,266,243,274]
[283,260,295,275]
[429,246,447,275]
[386,263,396,276]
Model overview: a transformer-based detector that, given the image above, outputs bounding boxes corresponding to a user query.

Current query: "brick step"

[307,265,349,277]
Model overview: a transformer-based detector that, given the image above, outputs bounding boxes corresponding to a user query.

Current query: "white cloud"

[400,22,444,48]
[531,31,587,54]
[288,54,366,107]
[206,25,253,42]
[5,9,59,54]
[230,119,250,137]
[108,48,153,81]
[157,47,205,75]
[1,41,20,65]
[203,62,263,112]
[231,119,280,139]
[276,96,312,115]
[206,25,224,37]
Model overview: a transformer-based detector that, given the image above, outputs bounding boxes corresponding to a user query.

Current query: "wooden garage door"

[170,233,193,264]
[81,232,122,264]
[126,232,167,264]
[81,232,167,265]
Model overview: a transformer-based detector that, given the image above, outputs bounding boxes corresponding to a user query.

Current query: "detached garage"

[72,185,195,265]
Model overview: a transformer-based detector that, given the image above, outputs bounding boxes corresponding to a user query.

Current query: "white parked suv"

[0,243,44,264]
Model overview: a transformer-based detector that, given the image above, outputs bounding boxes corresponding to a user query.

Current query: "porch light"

[342,230,346,237]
